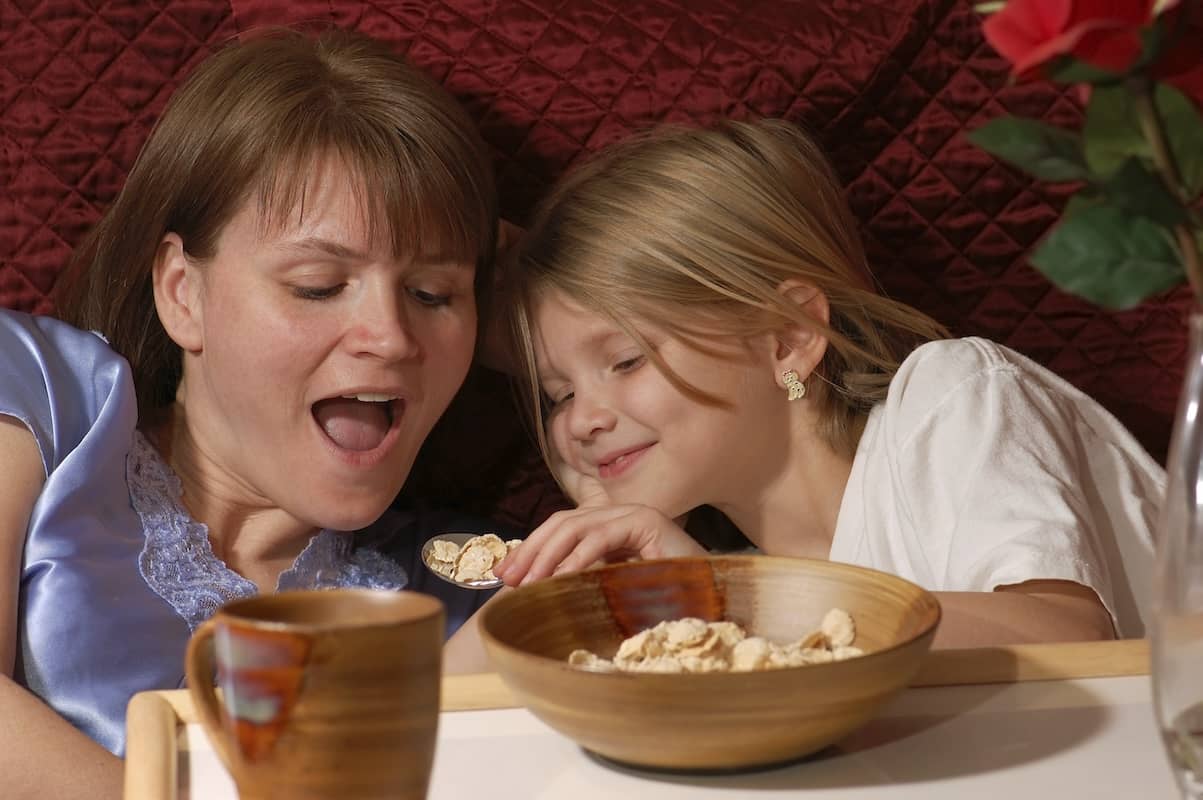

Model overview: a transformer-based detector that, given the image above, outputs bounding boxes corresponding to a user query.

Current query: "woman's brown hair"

[509,119,948,465]
[55,27,497,415]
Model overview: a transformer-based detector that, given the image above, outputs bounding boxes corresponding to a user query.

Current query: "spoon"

[420,531,507,590]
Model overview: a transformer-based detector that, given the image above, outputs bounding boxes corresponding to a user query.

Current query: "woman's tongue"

[313,398,390,452]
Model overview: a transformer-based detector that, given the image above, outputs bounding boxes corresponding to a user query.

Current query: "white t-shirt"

[829,337,1164,637]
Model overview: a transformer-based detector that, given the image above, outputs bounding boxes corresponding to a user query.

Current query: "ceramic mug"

[185,588,445,800]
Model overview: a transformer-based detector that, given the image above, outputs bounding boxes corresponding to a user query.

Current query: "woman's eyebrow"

[273,236,368,261]
[271,238,476,274]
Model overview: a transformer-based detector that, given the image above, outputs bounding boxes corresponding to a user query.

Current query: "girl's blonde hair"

[55,27,497,415]
[510,119,948,463]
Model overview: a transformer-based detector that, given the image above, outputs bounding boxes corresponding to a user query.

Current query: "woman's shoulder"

[0,308,123,376]
[0,308,137,470]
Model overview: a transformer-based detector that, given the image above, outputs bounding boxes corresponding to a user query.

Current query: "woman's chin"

[303,493,398,534]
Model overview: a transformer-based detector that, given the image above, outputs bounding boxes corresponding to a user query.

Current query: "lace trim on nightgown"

[128,431,406,631]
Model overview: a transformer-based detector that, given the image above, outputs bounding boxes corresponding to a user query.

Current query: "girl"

[495,119,1164,650]
[0,28,499,797]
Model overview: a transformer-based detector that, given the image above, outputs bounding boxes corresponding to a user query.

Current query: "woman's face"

[532,291,789,519]
[173,159,478,532]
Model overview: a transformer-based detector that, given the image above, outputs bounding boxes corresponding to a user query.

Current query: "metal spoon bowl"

[420,531,506,590]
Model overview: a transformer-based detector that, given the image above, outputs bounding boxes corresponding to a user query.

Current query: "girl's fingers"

[493,511,562,580]
[520,511,631,583]
[548,528,643,576]
[496,505,706,587]
[495,506,630,584]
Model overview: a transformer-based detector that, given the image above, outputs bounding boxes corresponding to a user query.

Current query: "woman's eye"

[409,287,452,307]
[292,284,345,301]
[614,355,645,373]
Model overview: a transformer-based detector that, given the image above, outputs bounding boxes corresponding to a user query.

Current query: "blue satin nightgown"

[0,309,495,755]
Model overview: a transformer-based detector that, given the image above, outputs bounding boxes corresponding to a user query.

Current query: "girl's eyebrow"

[583,326,633,349]
[534,355,563,384]
[537,328,634,382]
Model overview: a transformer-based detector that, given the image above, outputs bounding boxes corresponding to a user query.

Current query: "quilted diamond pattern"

[1,0,1185,530]
[2,0,236,314]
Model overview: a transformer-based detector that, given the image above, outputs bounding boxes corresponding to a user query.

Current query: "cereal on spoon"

[429,533,522,583]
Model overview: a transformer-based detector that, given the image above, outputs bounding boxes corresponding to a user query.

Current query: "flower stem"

[1131,78,1203,309]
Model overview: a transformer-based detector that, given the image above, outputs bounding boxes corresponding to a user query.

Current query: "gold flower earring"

[782,369,806,401]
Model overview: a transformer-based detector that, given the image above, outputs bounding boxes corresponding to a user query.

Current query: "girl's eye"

[292,284,345,301]
[409,287,452,307]
[613,354,645,373]
[545,389,574,409]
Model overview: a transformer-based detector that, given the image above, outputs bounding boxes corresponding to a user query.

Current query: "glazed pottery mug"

[185,588,445,800]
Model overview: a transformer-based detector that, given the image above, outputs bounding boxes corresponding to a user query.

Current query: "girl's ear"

[152,233,204,353]
[771,278,829,387]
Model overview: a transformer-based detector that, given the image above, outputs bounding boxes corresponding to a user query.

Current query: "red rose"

[1154,0,1203,108]
[984,0,1156,78]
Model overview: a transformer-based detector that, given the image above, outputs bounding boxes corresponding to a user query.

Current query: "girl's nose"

[346,289,421,362]
[565,393,617,441]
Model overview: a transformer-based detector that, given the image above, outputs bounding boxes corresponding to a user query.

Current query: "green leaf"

[1083,86,1149,176]
[966,117,1090,182]
[1131,24,1169,74]
[1154,83,1203,199]
[1103,157,1189,228]
[1049,56,1125,86]
[1029,197,1184,309]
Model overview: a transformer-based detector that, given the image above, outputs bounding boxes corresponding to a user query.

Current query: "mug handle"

[184,618,237,774]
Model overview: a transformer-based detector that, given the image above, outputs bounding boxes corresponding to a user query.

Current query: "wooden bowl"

[480,555,940,771]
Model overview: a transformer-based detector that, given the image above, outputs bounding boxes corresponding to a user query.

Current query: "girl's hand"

[493,504,707,587]
[551,448,611,509]
[493,401,705,586]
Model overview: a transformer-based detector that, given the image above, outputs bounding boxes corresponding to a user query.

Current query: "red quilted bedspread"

[1,0,1187,529]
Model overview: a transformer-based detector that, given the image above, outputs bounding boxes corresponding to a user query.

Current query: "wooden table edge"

[910,638,1148,688]
[124,690,181,800]
[122,638,1150,800]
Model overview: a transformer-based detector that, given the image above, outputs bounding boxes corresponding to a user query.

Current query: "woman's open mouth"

[312,393,402,454]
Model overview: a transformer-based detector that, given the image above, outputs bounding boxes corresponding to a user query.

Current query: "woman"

[0,27,498,797]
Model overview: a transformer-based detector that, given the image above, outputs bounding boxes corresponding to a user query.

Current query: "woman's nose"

[346,290,420,361]
[565,392,617,441]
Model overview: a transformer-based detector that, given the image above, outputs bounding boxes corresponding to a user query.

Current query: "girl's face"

[532,291,790,519]
[172,159,478,532]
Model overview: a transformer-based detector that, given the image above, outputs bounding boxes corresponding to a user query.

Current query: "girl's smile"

[596,442,655,480]
[532,291,789,520]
